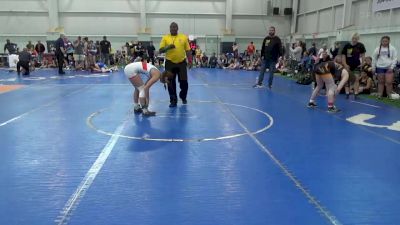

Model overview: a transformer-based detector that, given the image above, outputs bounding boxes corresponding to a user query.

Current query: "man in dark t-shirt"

[4,39,17,54]
[55,34,66,74]
[341,33,366,98]
[146,42,156,65]
[254,26,282,89]
[100,36,111,65]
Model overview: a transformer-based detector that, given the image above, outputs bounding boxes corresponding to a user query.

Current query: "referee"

[17,48,32,76]
[159,22,192,108]
[55,34,66,75]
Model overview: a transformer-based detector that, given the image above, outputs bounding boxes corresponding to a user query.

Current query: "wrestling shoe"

[327,106,341,113]
[252,84,264,88]
[133,106,142,114]
[307,102,318,108]
[142,110,156,117]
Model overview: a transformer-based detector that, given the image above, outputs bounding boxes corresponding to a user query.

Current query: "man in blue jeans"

[253,26,282,89]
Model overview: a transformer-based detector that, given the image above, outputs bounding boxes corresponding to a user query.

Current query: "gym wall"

[294,0,400,56]
[0,0,292,53]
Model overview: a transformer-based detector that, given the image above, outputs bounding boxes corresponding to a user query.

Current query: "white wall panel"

[318,9,332,33]
[392,8,400,26]
[296,15,305,34]
[232,16,290,37]
[334,5,343,29]
[298,0,399,33]
[233,0,266,15]
[147,15,224,36]
[295,0,400,57]
[58,0,140,13]
[0,13,49,35]
[146,0,225,15]
[299,0,342,14]
[0,0,48,12]
[60,13,140,35]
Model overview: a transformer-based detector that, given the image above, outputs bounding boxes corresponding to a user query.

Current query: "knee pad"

[138,85,145,98]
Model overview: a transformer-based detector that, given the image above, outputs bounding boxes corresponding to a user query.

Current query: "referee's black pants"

[165,60,188,104]
[56,53,65,74]
[17,60,30,75]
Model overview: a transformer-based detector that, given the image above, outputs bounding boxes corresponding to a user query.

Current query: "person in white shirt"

[317,44,332,59]
[290,41,302,62]
[372,36,398,99]
[124,60,172,116]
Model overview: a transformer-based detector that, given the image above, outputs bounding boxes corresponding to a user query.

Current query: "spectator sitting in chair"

[195,46,202,67]
[115,50,124,65]
[17,48,32,76]
[240,59,249,70]
[358,70,374,94]
[201,53,208,67]
[246,56,262,71]
[209,53,218,68]
[42,57,57,68]
[362,56,374,79]
[224,58,240,70]
[217,54,228,69]
[246,60,255,71]
[254,56,262,70]
[276,57,287,74]
[362,56,378,93]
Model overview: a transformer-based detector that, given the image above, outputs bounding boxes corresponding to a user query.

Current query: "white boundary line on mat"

[55,117,129,225]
